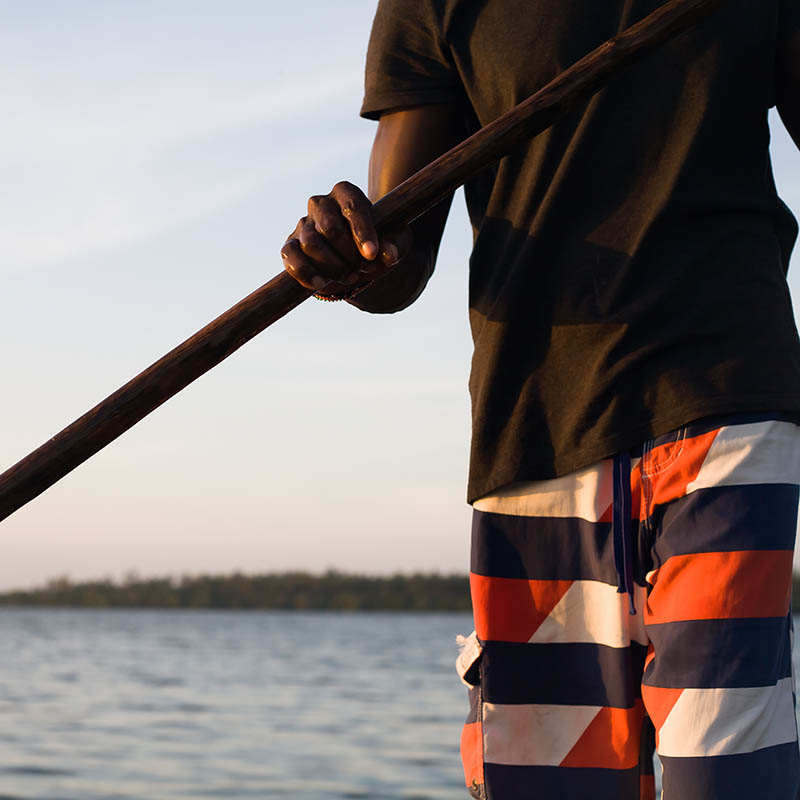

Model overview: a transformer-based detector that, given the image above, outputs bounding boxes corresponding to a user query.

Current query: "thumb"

[379,227,414,268]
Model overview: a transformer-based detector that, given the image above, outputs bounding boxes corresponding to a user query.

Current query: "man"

[282,1,800,797]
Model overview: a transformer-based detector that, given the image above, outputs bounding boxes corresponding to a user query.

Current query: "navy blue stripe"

[644,616,792,689]
[471,510,618,584]
[484,763,640,799]
[465,684,480,725]
[652,483,798,566]
[481,641,646,708]
[660,742,800,799]
[640,717,656,777]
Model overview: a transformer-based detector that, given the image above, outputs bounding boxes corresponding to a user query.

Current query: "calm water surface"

[2,610,798,799]
[0,610,473,799]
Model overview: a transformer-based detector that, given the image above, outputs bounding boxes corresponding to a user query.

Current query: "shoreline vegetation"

[0,571,472,611]
[3,571,800,612]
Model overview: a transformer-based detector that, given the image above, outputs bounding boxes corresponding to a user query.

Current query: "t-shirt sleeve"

[776,0,800,115]
[360,0,459,120]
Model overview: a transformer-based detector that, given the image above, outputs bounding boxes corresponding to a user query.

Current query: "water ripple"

[0,609,471,799]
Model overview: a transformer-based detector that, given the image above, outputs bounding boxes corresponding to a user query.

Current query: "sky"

[2,1,800,591]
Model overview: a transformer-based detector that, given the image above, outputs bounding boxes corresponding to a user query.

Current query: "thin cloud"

[0,71,368,273]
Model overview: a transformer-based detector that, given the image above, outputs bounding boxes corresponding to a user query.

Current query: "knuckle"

[280,239,298,258]
[301,230,323,250]
[282,259,300,278]
[332,180,357,195]
[288,263,314,285]
[340,198,364,218]
[307,195,326,213]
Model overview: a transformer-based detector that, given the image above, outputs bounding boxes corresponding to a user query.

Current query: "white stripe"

[473,459,630,521]
[529,580,649,647]
[455,630,482,687]
[483,702,601,766]
[658,678,798,758]
[686,420,800,493]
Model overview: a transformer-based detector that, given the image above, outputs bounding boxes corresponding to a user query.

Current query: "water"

[0,609,473,799]
[2,610,798,799]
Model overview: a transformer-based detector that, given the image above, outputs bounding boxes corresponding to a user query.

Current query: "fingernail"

[361,240,378,260]
[384,244,399,265]
[312,276,326,291]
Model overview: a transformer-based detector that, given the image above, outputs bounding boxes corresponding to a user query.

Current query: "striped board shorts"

[457,414,800,799]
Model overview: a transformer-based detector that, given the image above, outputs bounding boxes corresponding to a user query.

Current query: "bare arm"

[281,103,466,312]
[351,104,464,312]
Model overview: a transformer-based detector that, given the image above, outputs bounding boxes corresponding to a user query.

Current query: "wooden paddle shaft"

[0,0,722,523]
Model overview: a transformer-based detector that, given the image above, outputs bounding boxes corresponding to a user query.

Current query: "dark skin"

[283,23,800,307]
[281,104,465,312]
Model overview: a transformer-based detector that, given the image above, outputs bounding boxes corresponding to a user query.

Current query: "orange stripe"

[560,702,644,770]
[460,721,484,788]
[645,550,793,624]
[641,684,682,732]
[630,459,643,522]
[643,429,718,517]
[470,573,572,642]
[641,684,683,750]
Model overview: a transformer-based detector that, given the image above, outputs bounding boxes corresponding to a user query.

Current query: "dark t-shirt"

[361,0,800,503]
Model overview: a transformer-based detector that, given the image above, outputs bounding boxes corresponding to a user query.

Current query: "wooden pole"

[0,0,722,523]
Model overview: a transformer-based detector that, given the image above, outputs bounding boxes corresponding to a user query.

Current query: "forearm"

[281,105,462,301]
[347,106,461,312]
[347,252,432,313]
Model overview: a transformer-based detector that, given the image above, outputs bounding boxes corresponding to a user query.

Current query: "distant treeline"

[3,571,800,612]
[0,571,472,611]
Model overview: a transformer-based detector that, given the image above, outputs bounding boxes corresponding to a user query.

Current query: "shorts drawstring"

[612,451,636,615]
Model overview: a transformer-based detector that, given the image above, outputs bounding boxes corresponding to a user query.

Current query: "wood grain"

[0,0,722,523]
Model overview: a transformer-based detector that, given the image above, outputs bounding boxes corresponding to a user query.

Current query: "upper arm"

[368,103,466,258]
[346,103,467,313]
[368,104,466,199]
[359,0,465,279]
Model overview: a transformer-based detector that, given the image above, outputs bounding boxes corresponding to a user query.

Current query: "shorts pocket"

[457,631,485,799]
[456,630,483,686]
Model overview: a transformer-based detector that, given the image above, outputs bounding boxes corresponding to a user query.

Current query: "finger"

[307,193,366,266]
[379,227,414,269]
[280,238,329,292]
[297,221,360,283]
[330,181,379,261]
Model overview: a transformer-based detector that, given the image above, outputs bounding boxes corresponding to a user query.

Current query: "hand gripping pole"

[0,0,723,523]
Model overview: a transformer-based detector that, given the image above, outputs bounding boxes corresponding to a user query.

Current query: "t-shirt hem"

[360,88,457,120]
[467,392,800,505]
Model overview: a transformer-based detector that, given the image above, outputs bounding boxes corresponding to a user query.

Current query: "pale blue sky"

[2,1,800,591]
